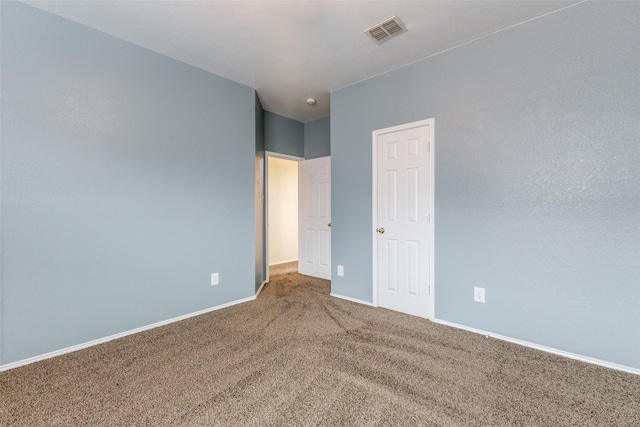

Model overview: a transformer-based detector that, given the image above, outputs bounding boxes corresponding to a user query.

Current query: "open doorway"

[266,153,301,279]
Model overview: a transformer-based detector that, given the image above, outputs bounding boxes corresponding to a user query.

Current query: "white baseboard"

[0,295,256,372]
[255,280,268,297]
[5,296,636,376]
[269,259,298,266]
[432,318,639,376]
[330,293,376,307]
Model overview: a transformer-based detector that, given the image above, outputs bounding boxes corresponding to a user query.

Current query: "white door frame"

[265,151,304,283]
[371,118,435,319]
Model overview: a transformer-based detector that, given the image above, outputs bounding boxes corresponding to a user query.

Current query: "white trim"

[371,118,435,318]
[432,318,640,376]
[265,151,304,162]
[428,121,435,319]
[268,258,298,266]
[255,280,268,297]
[0,295,256,372]
[372,128,378,306]
[265,151,304,283]
[330,293,376,307]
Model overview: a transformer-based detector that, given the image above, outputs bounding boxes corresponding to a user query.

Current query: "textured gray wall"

[304,116,330,159]
[1,2,256,365]
[331,2,640,369]
[264,112,304,158]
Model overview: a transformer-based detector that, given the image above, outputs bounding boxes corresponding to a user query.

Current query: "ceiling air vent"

[365,16,407,45]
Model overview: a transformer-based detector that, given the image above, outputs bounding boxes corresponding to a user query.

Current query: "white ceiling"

[25,1,581,123]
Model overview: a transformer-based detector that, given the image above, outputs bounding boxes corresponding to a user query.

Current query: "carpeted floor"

[1,272,639,426]
[269,260,298,277]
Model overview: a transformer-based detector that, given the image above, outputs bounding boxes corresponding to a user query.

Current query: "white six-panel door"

[374,120,433,318]
[298,156,331,280]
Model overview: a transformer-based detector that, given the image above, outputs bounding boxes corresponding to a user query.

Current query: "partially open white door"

[374,120,434,319]
[298,156,331,280]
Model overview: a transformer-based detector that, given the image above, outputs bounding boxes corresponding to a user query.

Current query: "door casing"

[265,151,304,283]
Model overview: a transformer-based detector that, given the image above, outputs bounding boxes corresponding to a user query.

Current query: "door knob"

[377,228,385,234]
[328,222,332,227]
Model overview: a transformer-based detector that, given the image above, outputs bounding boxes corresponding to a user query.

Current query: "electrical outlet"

[211,273,219,286]
[474,287,485,303]
[337,265,344,276]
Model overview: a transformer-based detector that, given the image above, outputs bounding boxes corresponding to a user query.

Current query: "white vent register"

[365,16,407,44]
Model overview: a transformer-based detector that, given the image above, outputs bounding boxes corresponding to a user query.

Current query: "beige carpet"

[269,260,298,277]
[1,272,639,426]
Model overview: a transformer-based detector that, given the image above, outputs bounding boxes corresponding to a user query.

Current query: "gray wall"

[263,112,328,159]
[0,2,256,365]
[304,116,330,159]
[331,1,640,370]
[255,96,266,292]
[264,111,304,157]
